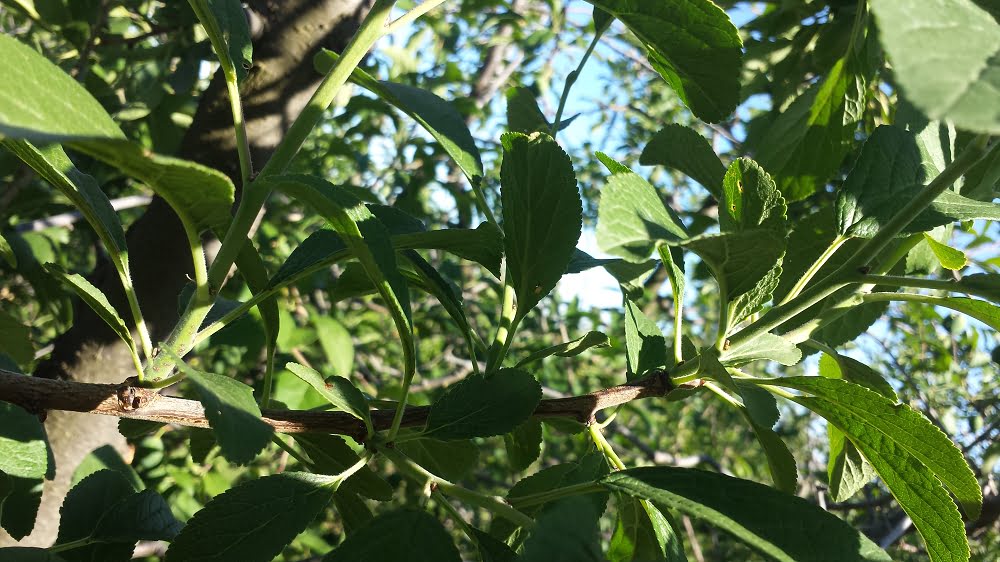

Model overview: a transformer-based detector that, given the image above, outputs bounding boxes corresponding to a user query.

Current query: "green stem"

[118,261,153,362]
[225,76,253,187]
[384,0,450,35]
[550,18,608,138]
[382,447,534,527]
[714,274,730,351]
[487,273,518,371]
[858,273,998,301]
[49,536,97,553]
[588,424,626,470]
[657,244,684,363]
[507,481,606,510]
[271,434,314,468]
[778,234,848,306]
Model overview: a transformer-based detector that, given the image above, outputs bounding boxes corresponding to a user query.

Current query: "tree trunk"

[1,0,369,546]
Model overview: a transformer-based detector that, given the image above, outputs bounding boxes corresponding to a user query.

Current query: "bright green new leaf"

[922,233,968,270]
[770,377,981,521]
[322,509,461,562]
[520,497,604,562]
[503,419,543,472]
[623,298,668,379]
[0,35,124,139]
[285,362,371,434]
[596,158,686,262]
[719,158,787,234]
[639,124,726,197]
[397,438,479,482]
[515,331,609,368]
[609,495,686,562]
[311,316,354,377]
[818,352,896,400]
[870,0,1000,134]
[316,49,482,182]
[424,368,541,440]
[672,230,786,301]
[602,467,891,562]
[176,359,273,465]
[44,264,138,362]
[166,472,340,562]
[0,232,14,268]
[501,132,582,322]
[293,434,392,501]
[583,0,742,122]
[0,402,49,480]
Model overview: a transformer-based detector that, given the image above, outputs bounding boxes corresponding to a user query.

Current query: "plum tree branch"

[0,368,674,441]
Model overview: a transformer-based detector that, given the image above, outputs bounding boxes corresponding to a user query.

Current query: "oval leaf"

[285,362,372,434]
[639,124,726,197]
[322,509,460,562]
[424,368,542,440]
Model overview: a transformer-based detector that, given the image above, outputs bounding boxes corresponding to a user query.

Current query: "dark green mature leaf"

[602,467,891,562]
[322,509,461,562]
[672,230,786,300]
[720,333,802,367]
[0,311,33,369]
[818,352,896,400]
[192,0,253,82]
[719,158,786,234]
[605,259,657,300]
[912,296,1000,331]
[828,426,876,503]
[609,495,686,562]
[508,453,611,517]
[583,0,742,122]
[293,434,392,501]
[771,377,982,520]
[177,359,272,465]
[500,132,582,322]
[0,402,49,479]
[424,368,541,440]
[0,474,43,540]
[957,273,1000,303]
[285,362,371,434]
[0,35,124,139]
[44,264,138,360]
[471,526,517,562]
[623,299,668,378]
[756,33,877,201]
[837,125,938,238]
[639,124,725,197]
[166,472,339,562]
[92,489,182,542]
[520,497,603,562]
[0,548,66,562]
[596,158,687,262]
[401,251,478,361]
[397,438,479,482]
[515,331,609,368]
[332,490,373,534]
[503,419,543,472]
[506,86,551,134]
[0,233,14,268]
[910,190,1000,234]
[316,49,482,182]
[71,444,144,492]
[395,223,504,278]
[748,422,798,494]
[870,0,1000,134]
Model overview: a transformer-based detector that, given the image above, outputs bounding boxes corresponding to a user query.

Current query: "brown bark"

[2,0,369,546]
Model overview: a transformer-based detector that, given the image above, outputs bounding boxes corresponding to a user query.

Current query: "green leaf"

[470,526,517,562]
[0,474,43,540]
[332,490,373,534]
[0,402,49,480]
[503,419,543,472]
[583,0,742,122]
[956,273,1000,303]
[266,175,411,323]
[914,296,1000,331]
[837,125,939,238]
[0,35,124,140]
[44,264,137,360]
[515,331,609,368]
[596,159,687,262]
[395,223,504,278]
[770,377,982,521]
[623,298,668,378]
[0,548,66,562]
[191,0,253,82]
[285,362,372,434]
[316,49,482,182]
[311,316,354,377]
[519,497,603,562]
[602,467,891,562]
[175,357,272,465]
[400,250,479,364]
[605,259,658,300]
[166,472,339,562]
[71,444,144,492]
[396,438,479,482]
[322,509,461,562]
[424,368,541,440]
[500,132,582,322]
[870,0,1000,134]
[818,352,896,400]
[756,33,877,200]
[827,425,877,503]
[720,333,802,367]
[748,420,798,494]
[922,233,968,270]
[0,310,33,369]
[719,158,787,234]
[672,230,786,301]
[92,489,182,542]
[508,452,611,517]
[609,495,687,562]
[506,86,551,134]
[639,124,725,197]
[0,232,14,268]
[293,434,392,501]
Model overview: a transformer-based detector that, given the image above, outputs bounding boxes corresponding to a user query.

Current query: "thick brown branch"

[0,369,673,441]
